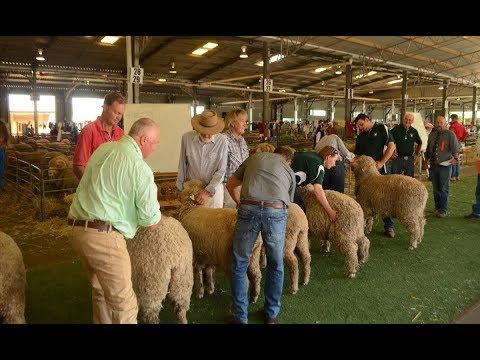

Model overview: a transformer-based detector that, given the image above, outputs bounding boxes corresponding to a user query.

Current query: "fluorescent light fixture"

[100,36,119,44]
[335,70,342,75]
[369,90,374,94]
[387,79,403,85]
[169,61,177,74]
[192,48,208,56]
[279,89,286,93]
[356,71,377,79]
[36,49,45,61]
[203,42,218,49]
[158,78,166,82]
[314,67,327,73]
[367,71,377,76]
[255,54,285,66]
[438,86,444,90]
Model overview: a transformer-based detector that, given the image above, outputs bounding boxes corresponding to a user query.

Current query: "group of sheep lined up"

[1,154,428,324]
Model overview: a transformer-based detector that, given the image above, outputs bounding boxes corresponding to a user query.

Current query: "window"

[190,106,205,117]
[309,109,326,117]
[8,94,55,135]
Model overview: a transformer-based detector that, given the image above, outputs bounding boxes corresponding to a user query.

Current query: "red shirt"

[449,121,468,142]
[73,117,124,167]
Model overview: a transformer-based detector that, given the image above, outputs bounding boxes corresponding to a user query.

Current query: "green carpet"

[25,174,480,324]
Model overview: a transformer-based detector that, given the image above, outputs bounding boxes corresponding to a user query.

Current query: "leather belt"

[239,200,285,209]
[68,219,118,233]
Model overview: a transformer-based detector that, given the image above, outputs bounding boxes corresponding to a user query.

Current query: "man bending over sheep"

[68,117,163,324]
[290,145,339,222]
[226,146,296,324]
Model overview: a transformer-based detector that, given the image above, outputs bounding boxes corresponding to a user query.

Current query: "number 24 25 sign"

[129,67,144,84]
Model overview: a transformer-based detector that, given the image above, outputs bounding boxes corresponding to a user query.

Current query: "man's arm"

[313,183,336,222]
[377,141,395,170]
[225,175,242,205]
[72,127,92,180]
[176,134,188,191]
[73,165,85,180]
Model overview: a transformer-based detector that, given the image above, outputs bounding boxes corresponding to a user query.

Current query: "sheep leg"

[357,236,370,264]
[320,239,331,253]
[205,266,215,295]
[296,231,311,286]
[418,217,426,244]
[168,268,192,324]
[364,217,373,234]
[248,239,263,303]
[260,246,267,268]
[1,302,26,324]
[403,218,421,250]
[338,242,359,278]
[194,263,205,299]
[137,269,170,324]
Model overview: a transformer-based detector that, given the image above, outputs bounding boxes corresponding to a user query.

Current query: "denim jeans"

[472,174,480,215]
[430,164,452,213]
[451,162,460,178]
[231,204,288,323]
[391,156,415,177]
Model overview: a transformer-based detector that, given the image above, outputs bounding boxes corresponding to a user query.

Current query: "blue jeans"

[451,162,460,178]
[231,204,288,323]
[430,164,452,213]
[0,147,4,188]
[391,156,415,177]
[473,174,480,215]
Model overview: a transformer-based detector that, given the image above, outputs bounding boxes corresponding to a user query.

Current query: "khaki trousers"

[70,225,138,324]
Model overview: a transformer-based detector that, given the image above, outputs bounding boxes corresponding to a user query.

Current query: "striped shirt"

[224,130,249,183]
[176,131,228,195]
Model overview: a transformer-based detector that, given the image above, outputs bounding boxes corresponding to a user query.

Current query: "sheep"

[350,155,428,250]
[127,217,194,324]
[254,142,276,153]
[299,186,370,278]
[47,154,79,190]
[178,179,263,303]
[0,231,26,324]
[283,203,311,294]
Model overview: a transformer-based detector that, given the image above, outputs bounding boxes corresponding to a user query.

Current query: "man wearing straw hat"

[176,110,228,208]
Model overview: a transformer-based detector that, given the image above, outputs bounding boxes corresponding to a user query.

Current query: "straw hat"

[191,110,225,135]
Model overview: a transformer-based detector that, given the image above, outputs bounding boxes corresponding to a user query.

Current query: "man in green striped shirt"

[68,117,162,324]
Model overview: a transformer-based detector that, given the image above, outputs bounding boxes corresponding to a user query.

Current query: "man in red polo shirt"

[73,92,126,180]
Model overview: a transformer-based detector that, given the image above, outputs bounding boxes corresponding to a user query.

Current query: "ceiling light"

[169,61,177,74]
[335,70,342,75]
[192,48,208,56]
[203,42,218,49]
[369,91,374,94]
[438,86,444,90]
[387,78,403,85]
[240,45,248,59]
[255,54,285,66]
[456,98,460,101]
[279,89,286,93]
[367,71,377,76]
[100,36,119,44]
[36,49,45,61]
[158,78,166,82]
[314,67,327,73]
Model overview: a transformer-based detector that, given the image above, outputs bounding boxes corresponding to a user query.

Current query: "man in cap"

[176,110,228,208]
[390,112,422,177]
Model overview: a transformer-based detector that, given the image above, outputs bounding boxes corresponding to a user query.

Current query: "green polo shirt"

[391,124,422,156]
[290,151,325,186]
[69,135,161,239]
[355,123,393,161]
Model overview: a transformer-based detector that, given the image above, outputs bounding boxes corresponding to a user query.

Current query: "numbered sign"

[263,78,273,92]
[129,67,144,84]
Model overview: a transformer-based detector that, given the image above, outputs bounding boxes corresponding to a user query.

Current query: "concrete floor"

[451,300,480,324]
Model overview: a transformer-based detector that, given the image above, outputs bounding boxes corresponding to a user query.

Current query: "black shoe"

[263,312,276,324]
[384,228,395,238]
[464,213,480,219]
[225,314,247,324]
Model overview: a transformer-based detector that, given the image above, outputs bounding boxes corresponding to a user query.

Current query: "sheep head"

[48,155,68,179]
[179,179,207,204]
[349,155,378,178]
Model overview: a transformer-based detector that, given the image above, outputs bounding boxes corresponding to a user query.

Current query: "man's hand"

[194,189,211,205]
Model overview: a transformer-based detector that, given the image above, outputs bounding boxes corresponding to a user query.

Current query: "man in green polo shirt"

[390,112,422,177]
[354,113,396,238]
[68,117,162,324]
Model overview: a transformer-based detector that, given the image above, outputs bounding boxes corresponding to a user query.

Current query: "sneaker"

[451,177,456,181]
[464,213,480,219]
[226,314,248,324]
[435,211,448,218]
[384,228,395,238]
[456,176,460,181]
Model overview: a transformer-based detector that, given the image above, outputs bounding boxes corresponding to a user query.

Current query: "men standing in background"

[73,91,126,180]
[176,110,228,208]
[390,112,422,177]
[464,134,480,220]
[424,115,459,218]
[223,108,249,208]
[68,118,162,324]
[355,113,396,237]
[448,113,468,181]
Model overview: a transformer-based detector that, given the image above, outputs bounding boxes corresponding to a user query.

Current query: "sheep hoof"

[250,295,259,304]
[207,288,215,295]
[348,273,356,278]
[302,281,309,285]
[408,245,416,250]
[290,288,298,295]
[196,291,204,299]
